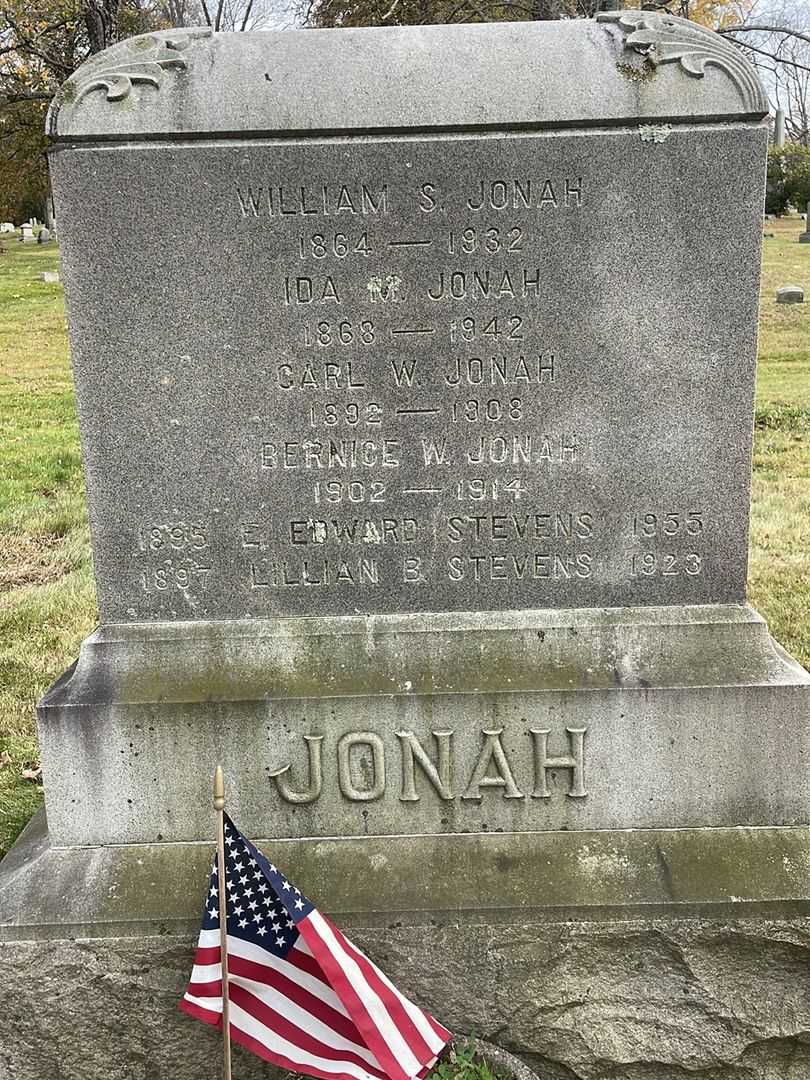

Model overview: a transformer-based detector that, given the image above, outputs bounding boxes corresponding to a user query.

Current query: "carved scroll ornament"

[66,27,212,107]
[597,10,768,115]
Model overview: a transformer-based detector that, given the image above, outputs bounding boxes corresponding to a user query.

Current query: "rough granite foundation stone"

[5,813,810,1080]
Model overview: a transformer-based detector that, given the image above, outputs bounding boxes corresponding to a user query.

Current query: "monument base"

[14,603,810,1076]
[4,811,810,1080]
[35,604,810,846]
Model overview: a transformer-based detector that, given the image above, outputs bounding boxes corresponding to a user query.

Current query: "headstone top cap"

[48,12,767,141]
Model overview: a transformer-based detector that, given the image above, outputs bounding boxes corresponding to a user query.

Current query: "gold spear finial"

[213,764,225,811]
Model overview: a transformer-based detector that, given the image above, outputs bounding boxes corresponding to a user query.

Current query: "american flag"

[180,814,452,1080]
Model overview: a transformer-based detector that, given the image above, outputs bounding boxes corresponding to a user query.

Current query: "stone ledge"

[40,604,807,706]
[4,812,810,942]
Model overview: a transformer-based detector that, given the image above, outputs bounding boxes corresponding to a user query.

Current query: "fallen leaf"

[0,751,12,768]
[21,764,42,782]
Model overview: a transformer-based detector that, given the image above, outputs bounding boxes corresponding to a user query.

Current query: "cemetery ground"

[0,220,808,862]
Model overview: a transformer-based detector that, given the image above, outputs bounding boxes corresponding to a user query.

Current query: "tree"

[696,1,810,146]
[0,0,269,221]
[0,0,159,220]
[0,103,48,220]
[767,142,810,212]
[300,0,607,30]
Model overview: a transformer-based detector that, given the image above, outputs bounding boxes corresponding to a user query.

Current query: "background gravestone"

[2,14,810,1080]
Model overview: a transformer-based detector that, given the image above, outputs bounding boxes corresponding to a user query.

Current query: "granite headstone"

[777,285,805,303]
[3,15,810,1080]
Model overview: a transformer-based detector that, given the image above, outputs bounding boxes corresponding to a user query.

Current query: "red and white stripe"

[180,924,451,1080]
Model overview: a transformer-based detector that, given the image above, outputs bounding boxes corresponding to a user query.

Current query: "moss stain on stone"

[130,35,157,52]
[617,58,656,83]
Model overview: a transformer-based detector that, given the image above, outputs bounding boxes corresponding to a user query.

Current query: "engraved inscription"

[192,148,735,617]
[397,730,455,801]
[234,166,598,606]
[461,729,525,800]
[337,732,386,801]
[530,728,587,798]
[269,734,323,804]
[268,726,589,805]
[134,517,214,602]
[465,177,583,211]
[237,184,390,218]
[251,557,380,588]
[426,268,541,301]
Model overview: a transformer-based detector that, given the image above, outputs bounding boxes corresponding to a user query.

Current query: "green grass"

[0,217,808,859]
[428,1040,506,1080]
[0,235,96,857]
[749,216,810,670]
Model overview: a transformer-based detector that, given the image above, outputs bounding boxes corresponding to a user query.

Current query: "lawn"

[0,236,96,856]
[749,218,810,670]
[0,218,808,859]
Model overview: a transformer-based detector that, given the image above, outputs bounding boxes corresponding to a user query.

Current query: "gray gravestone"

[3,15,810,1079]
[800,202,810,243]
[37,226,51,244]
[774,107,786,146]
[19,223,34,242]
[777,285,805,303]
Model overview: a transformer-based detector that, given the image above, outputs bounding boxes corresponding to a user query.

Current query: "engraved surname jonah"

[465,177,583,210]
[418,433,580,467]
[444,353,554,386]
[418,176,585,212]
[426,268,542,301]
[269,727,588,804]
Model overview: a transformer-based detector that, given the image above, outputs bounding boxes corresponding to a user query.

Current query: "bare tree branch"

[239,0,254,30]
[487,1,538,14]
[717,24,810,48]
[727,37,810,74]
[0,91,52,103]
[0,10,74,75]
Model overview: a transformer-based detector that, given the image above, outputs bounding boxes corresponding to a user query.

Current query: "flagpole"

[214,765,233,1080]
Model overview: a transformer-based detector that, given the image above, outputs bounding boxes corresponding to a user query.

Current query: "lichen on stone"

[617,58,656,83]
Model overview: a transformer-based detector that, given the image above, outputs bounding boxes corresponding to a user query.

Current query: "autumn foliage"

[0,0,161,220]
